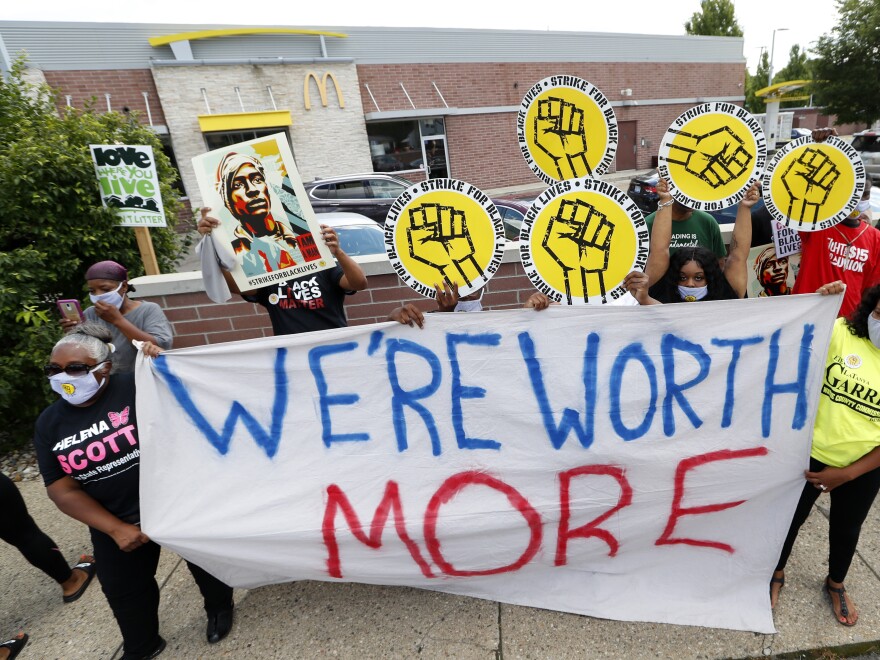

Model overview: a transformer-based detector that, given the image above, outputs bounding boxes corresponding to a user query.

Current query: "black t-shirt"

[247,266,353,335]
[33,373,141,521]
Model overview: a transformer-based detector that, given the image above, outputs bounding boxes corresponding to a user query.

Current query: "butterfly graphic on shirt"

[108,406,130,429]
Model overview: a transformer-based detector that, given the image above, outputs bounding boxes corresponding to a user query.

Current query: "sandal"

[63,555,97,604]
[0,633,28,660]
[825,578,857,626]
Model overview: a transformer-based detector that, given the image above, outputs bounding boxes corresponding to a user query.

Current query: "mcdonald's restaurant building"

[0,21,748,204]
[0,21,748,344]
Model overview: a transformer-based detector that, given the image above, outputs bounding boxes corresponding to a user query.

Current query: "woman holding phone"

[60,261,172,373]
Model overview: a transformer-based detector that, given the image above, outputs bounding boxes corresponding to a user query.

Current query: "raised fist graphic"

[665,126,752,188]
[779,147,841,225]
[542,199,615,304]
[406,203,484,287]
[533,97,591,180]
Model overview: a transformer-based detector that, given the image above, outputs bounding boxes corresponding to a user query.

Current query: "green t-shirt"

[813,318,880,468]
[645,209,726,258]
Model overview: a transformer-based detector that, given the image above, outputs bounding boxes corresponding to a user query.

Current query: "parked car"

[304,173,412,225]
[852,130,880,184]
[319,212,387,257]
[626,169,660,214]
[707,197,765,225]
[371,154,406,172]
[790,128,812,140]
[491,197,534,241]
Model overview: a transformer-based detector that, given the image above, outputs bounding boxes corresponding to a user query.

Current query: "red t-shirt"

[792,221,880,317]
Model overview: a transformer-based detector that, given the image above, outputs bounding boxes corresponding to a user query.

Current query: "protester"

[790,131,880,317]
[61,260,173,373]
[33,324,234,659]
[388,282,487,327]
[197,208,367,335]
[0,633,27,660]
[639,178,757,304]
[644,189,726,264]
[1,472,96,603]
[523,271,650,310]
[771,282,880,626]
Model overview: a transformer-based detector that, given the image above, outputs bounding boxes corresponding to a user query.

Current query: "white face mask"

[49,363,107,405]
[89,282,124,309]
[455,300,483,312]
[868,314,880,349]
[678,285,708,302]
[857,200,871,213]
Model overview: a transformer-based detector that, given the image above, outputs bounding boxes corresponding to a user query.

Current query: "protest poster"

[136,292,841,633]
[763,135,866,231]
[384,178,505,297]
[518,178,648,304]
[90,144,167,227]
[747,243,801,298]
[772,220,802,259]
[517,76,617,184]
[657,103,766,211]
[191,133,334,292]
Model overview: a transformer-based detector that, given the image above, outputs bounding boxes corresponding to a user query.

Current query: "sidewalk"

[3,479,880,659]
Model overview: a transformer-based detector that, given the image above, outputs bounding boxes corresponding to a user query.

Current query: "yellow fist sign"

[518,76,617,184]
[520,178,649,305]
[384,179,505,297]
[658,103,766,211]
[763,135,866,231]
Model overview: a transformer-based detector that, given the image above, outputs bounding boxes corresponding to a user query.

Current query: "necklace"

[833,222,869,248]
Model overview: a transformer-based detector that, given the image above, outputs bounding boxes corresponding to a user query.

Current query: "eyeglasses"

[43,362,106,378]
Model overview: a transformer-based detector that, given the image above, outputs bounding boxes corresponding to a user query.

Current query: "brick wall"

[43,69,166,125]
[134,260,535,348]
[357,61,747,189]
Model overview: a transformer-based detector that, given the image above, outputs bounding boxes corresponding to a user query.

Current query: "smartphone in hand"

[57,299,84,323]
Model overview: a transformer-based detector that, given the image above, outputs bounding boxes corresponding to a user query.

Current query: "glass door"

[422,136,449,179]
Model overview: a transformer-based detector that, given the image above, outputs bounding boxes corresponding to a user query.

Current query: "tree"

[685,0,743,37]
[812,0,880,126]
[0,58,190,450]
[745,51,770,114]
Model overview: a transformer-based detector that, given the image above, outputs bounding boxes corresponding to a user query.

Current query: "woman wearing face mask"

[61,261,172,373]
[771,282,880,626]
[631,177,758,305]
[33,324,234,659]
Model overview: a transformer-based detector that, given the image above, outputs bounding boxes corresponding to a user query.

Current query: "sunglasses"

[43,361,107,378]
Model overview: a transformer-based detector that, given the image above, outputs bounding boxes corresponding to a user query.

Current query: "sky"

[2,0,840,74]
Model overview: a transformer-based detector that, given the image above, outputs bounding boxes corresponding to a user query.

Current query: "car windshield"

[335,225,387,257]
[853,135,880,152]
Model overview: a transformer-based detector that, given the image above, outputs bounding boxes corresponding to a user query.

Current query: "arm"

[806,444,880,492]
[47,477,149,551]
[322,225,367,292]
[722,181,759,298]
[645,178,673,286]
[91,303,168,346]
[388,303,426,328]
[624,270,662,305]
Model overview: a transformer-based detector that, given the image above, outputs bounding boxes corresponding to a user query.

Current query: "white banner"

[136,294,842,633]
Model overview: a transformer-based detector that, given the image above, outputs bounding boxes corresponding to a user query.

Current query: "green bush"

[0,58,189,451]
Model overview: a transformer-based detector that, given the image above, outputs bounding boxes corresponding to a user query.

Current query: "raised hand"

[533,97,591,179]
[406,203,484,287]
[542,198,615,304]
[779,147,841,225]
[665,126,752,188]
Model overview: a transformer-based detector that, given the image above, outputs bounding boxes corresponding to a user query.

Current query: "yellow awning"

[149,28,347,47]
[198,110,292,133]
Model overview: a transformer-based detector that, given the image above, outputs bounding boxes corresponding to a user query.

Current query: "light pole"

[767,27,789,87]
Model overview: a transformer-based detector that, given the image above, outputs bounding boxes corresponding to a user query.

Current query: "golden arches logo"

[304,72,345,110]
